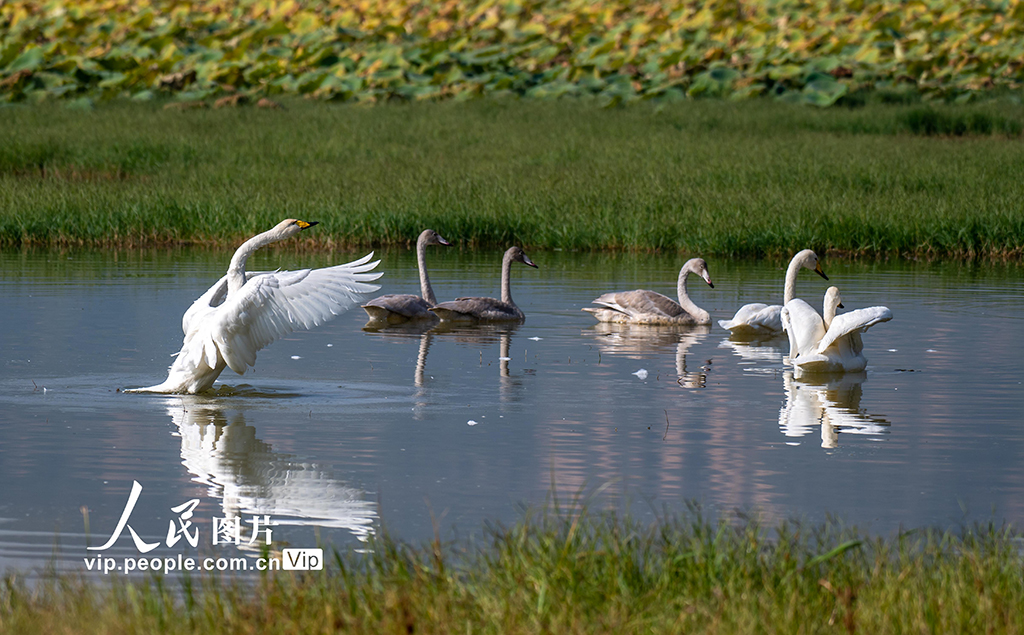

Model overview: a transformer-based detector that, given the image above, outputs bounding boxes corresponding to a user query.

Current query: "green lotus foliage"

[2,0,1023,105]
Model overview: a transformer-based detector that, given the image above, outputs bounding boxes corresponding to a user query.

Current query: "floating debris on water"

[633,369,649,380]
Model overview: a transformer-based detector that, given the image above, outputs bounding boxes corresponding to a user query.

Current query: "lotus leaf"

[2,0,1023,105]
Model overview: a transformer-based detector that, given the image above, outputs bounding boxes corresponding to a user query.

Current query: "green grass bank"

[3,509,1023,634]
[1,98,1023,257]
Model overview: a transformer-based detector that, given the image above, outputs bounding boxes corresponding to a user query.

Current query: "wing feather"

[782,299,826,359]
[211,253,382,374]
[814,306,892,355]
[592,290,680,319]
[719,303,783,333]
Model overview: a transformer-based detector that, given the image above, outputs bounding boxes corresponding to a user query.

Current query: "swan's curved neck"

[416,234,436,305]
[227,229,281,295]
[823,300,838,329]
[783,255,803,305]
[676,269,708,322]
[500,250,516,306]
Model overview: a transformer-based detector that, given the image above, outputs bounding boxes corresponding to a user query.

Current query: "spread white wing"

[814,306,892,355]
[182,270,272,335]
[197,253,381,374]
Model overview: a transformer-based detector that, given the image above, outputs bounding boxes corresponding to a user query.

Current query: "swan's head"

[274,218,319,240]
[684,258,714,288]
[507,246,538,268]
[795,249,828,280]
[824,286,844,310]
[419,229,451,247]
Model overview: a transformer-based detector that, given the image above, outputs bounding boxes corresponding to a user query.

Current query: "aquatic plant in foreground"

[2,505,1023,634]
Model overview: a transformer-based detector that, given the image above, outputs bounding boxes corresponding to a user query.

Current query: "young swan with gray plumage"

[362,229,450,324]
[430,246,538,323]
[128,219,382,394]
[583,258,714,326]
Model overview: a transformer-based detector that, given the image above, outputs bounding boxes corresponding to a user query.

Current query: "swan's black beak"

[815,263,828,281]
[838,302,845,309]
[523,255,538,268]
[296,220,319,230]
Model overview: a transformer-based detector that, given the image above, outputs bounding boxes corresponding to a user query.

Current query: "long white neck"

[416,234,436,305]
[783,255,804,305]
[676,268,709,323]
[823,297,839,329]
[228,229,282,296]
[500,250,516,306]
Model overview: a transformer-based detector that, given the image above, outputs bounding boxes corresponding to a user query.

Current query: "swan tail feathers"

[362,305,393,321]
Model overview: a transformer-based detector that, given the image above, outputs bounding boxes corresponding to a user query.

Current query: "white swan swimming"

[718,249,828,338]
[782,286,892,374]
[430,246,537,322]
[129,219,382,394]
[582,258,714,326]
[362,229,450,324]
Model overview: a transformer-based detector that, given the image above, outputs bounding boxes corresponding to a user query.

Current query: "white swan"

[582,258,714,326]
[362,229,450,324]
[129,219,382,394]
[430,246,537,322]
[782,286,892,374]
[718,249,828,338]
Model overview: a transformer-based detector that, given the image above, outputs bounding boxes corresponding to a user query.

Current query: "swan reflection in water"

[718,338,786,375]
[778,371,890,448]
[588,323,711,388]
[166,398,378,542]
[432,322,525,402]
[366,322,526,403]
[363,323,437,419]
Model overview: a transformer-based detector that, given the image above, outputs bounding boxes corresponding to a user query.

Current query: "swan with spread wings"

[129,219,382,394]
[782,286,892,374]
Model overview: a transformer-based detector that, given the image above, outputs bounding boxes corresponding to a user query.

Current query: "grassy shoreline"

[3,508,1023,633]
[2,99,1023,258]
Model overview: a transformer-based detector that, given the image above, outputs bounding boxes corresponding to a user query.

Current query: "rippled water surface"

[1,248,1022,574]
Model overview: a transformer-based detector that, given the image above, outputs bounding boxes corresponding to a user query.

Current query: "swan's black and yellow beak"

[296,220,319,230]
[815,263,828,280]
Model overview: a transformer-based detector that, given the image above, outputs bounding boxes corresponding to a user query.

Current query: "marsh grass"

[2,504,1023,634]
[1,98,1023,257]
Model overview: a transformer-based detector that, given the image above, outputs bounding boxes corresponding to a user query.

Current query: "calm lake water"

[0,247,1022,575]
